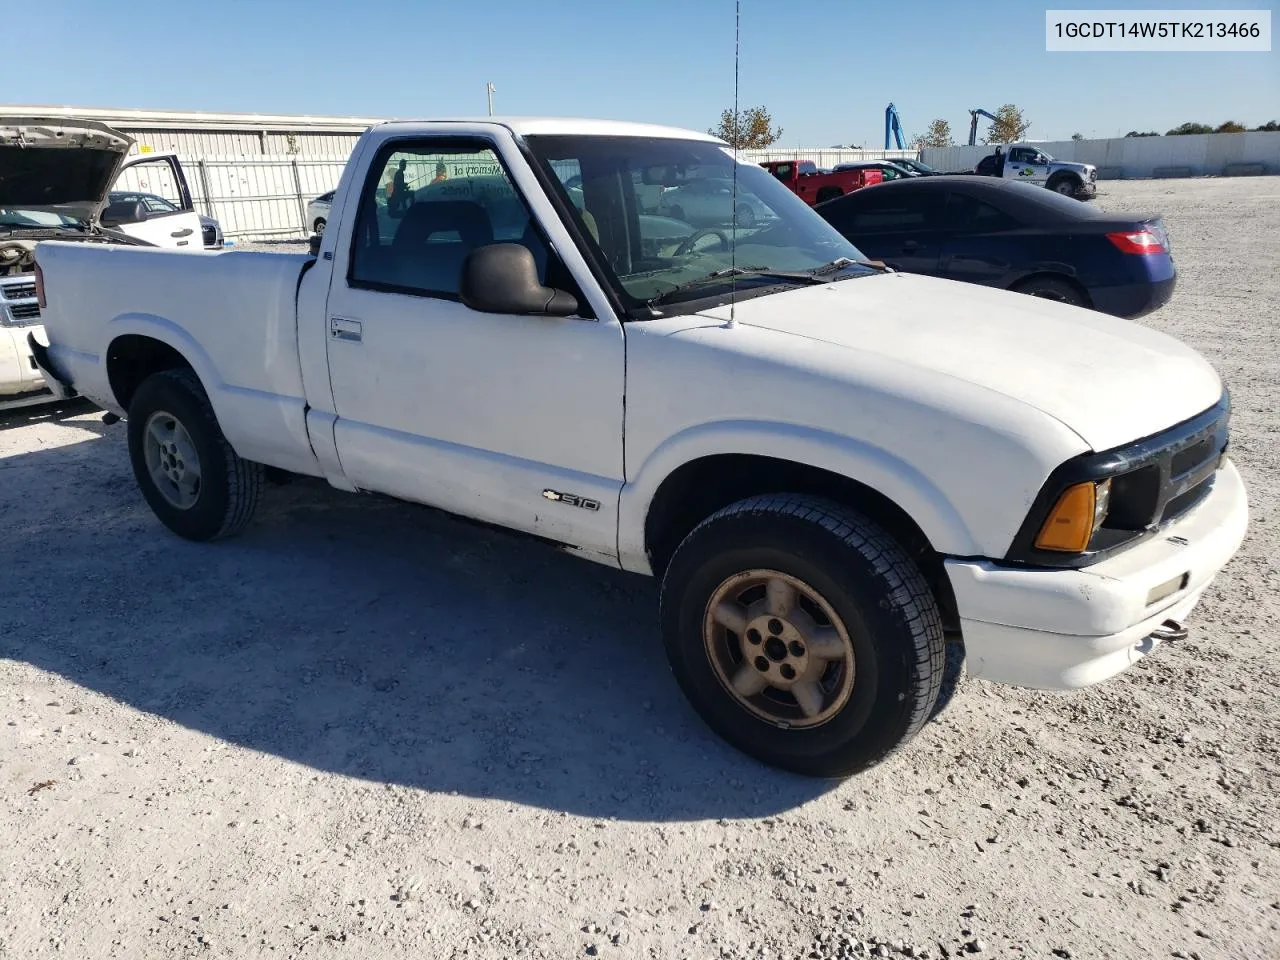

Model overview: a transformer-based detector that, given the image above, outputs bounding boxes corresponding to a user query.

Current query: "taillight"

[34,261,47,308]
[1106,229,1167,254]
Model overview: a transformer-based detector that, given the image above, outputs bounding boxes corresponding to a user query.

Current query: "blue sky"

[9,0,1277,145]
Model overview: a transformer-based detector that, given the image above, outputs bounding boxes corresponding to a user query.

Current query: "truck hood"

[1052,160,1095,174]
[694,273,1221,452]
[0,117,134,224]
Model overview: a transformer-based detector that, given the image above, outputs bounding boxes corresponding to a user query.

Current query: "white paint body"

[29,118,1248,691]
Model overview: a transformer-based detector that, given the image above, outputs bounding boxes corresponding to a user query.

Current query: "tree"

[1255,121,1280,132]
[983,104,1031,144]
[1071,132,1084,141]
[1166,122,1213,135]
[1215,120,1247,133]
[1125,130,1160,137]
[709,106,783,149]
[918,119,953,148]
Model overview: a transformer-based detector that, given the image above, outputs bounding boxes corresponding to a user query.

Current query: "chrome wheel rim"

[143,410,202,510]
[702,569,856,729]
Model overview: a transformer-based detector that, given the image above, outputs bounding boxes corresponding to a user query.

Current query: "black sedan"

[815,176,1176,318]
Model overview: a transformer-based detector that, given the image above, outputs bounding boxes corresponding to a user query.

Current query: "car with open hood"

[1,117,206,410]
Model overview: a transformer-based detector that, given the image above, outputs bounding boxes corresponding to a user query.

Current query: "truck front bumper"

[944,458,1248,690]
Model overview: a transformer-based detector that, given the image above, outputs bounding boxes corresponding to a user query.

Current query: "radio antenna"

[727,0,740,329]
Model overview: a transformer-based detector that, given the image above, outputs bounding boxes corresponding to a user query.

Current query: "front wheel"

[127,368,263,541]
[659,494,945,778]
[1047,176,1079,197]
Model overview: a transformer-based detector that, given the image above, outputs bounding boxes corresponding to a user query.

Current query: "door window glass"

[349,141,551,297]
[944,193,1018,232]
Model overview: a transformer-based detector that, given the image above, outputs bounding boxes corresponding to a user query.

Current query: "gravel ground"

[3,176,1278,960]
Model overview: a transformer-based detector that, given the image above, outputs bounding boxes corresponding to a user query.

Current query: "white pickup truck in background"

[30,117,1248,777]
[1,117,207,410]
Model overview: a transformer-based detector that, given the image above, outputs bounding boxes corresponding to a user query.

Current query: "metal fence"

[182,156,349,240]
[172,148,929,242]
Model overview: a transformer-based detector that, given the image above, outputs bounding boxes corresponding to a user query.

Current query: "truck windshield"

[0,208,82,229]
[523,135,872,312]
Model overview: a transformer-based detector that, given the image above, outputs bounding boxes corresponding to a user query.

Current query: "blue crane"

[968,108,1000,146]
[884,103,906,151]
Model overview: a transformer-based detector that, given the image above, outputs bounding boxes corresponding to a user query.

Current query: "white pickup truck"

[30,117,1248,777]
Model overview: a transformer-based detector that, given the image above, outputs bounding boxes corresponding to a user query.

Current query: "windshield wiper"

[647,265,830,306]
[813,256,890,275]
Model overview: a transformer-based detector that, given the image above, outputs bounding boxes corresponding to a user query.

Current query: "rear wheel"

[1013,275,1088,308]
[659,494,945,778]
[127,368,263,541]
[313,218,326,235]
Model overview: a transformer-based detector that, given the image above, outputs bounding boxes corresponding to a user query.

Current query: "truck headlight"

[1033,479,1111,553]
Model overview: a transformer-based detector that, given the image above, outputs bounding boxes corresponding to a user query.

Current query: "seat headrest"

[393,200,494,249]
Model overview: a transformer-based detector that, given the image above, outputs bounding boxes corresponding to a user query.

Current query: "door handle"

[330,316,362,342]
[170,228,194,238]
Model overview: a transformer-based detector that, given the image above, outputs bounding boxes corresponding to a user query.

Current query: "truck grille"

[2,281,37,300]
[1092,396,1229,545]
[1007,391,1231,567]
[6,301,41,322]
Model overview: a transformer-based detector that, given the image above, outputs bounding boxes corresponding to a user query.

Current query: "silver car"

[306,190,335,235]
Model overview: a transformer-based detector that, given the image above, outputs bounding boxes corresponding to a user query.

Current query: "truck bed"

[36,241,322,477]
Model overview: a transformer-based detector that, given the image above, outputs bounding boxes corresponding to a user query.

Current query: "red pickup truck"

[761,159,883,205]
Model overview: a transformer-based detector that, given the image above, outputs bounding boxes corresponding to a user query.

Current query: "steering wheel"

[673,228,731,257]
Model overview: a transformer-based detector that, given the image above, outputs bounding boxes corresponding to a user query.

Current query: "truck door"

[109,154,205,248]
[1005,147,1050,186]
[320,134,626,562]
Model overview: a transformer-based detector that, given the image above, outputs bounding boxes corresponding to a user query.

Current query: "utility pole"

[486,82,495,117]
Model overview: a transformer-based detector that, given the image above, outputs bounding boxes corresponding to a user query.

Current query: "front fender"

[616,419,983,576]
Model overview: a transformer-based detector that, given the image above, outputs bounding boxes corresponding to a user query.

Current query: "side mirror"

[101,199,149,227]
[460,243,579,317]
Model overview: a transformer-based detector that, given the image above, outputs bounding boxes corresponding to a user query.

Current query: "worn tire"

[659,494,946,778]
[127,368,263,542]
[1013,275,1089,308]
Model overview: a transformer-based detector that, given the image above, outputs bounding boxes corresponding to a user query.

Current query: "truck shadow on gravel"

[2,430,834,820]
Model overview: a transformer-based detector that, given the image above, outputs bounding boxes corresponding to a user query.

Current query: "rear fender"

[99,313,322,477]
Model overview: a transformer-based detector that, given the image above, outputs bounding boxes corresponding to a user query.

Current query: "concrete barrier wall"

[921,131,1280,178]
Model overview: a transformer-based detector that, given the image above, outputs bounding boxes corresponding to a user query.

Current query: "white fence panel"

[922,132,1280,178]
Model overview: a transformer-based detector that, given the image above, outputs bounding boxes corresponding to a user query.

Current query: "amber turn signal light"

[1035,480,1110,553]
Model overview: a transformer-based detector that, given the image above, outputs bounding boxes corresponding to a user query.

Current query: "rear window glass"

[1007,182,1104,220]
